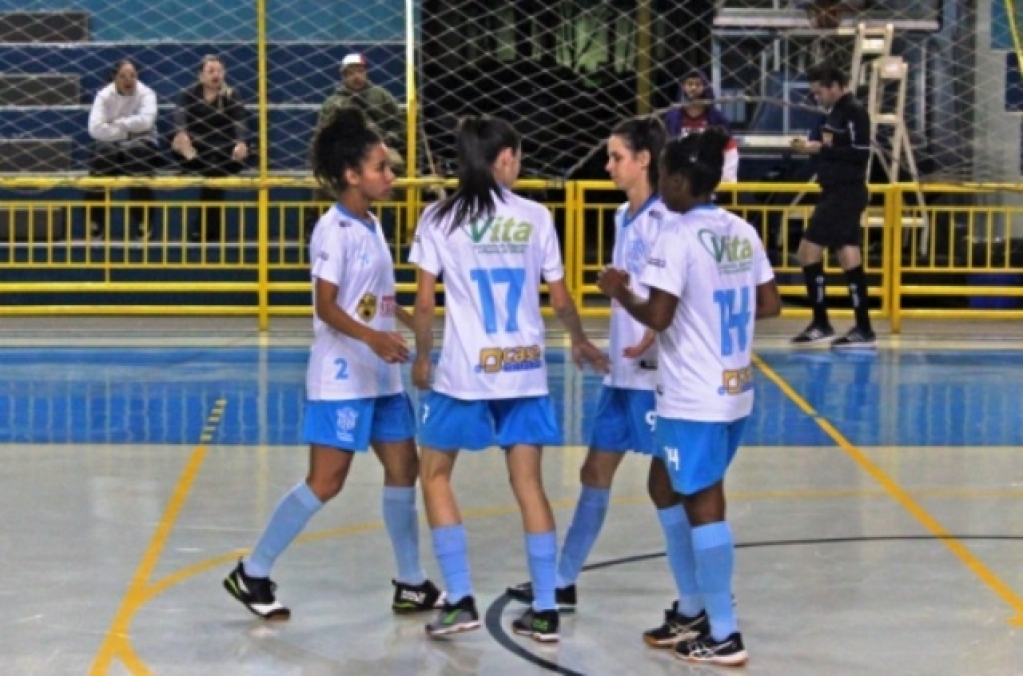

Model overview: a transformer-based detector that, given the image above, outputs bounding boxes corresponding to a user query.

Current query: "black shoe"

[791,322,835,346]
[392,578,445,614]
[674,631,748,667]
[223,559,290,620]
[425,595,481,637]
[511,607,559,643]
[831,326,877,350]
[505,581,577,613]
[642,601,709,648]
[89,221,104,238]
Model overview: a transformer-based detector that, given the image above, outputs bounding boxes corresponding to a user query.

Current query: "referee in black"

[790,63,876,348]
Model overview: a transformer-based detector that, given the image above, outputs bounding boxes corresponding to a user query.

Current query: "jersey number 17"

[470,267,525,334]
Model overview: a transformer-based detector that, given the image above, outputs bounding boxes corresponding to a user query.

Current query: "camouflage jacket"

[318,83,404,152]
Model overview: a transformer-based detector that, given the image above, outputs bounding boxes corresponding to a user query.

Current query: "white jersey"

[606,196,668,391]
[306,205,403,400]
[409,189,565,399]
[639,205,774,421]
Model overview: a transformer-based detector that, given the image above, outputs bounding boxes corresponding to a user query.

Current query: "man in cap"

[319,53,405,172]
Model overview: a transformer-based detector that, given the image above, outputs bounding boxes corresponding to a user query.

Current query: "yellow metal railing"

[1,179,1022,331]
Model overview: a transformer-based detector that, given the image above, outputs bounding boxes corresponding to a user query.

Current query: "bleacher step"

[0,138,72,172]
[0,12,89,43]
[0,74,79,106]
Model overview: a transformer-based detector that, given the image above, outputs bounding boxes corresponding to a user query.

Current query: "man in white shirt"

[85,59,161,239]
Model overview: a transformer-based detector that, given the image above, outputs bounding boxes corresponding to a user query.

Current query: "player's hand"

[366,330,410,364]
[573,340,610,374]
[596,266,630,300]
[623,331,656,358]
[790,138,821,154]
[412,354,432,390]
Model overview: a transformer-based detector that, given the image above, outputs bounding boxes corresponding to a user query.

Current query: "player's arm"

[548,278,609,373]
[314,277,408,363]
[622,328,656,358]
[394,304,415,331]
[599,271,678,332]
[755,279,782,319]
[411,269,437,389]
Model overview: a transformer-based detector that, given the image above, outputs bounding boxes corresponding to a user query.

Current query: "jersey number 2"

[469,267,525,334]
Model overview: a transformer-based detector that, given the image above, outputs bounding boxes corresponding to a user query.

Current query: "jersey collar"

[334,203,376,232]
[623,194,660,228]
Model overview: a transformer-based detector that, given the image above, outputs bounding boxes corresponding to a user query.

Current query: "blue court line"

[0,347,1018,446]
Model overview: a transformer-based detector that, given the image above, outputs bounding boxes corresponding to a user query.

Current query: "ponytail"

[432,115,521,232]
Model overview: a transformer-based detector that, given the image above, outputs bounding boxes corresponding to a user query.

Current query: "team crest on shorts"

[335,407,358,444]
[357,293,377,321]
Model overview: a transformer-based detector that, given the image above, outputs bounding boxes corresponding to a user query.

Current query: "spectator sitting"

[171,55,250,242]
[319,53,405,173]
[86,59,161,239]
[665,70,740,182]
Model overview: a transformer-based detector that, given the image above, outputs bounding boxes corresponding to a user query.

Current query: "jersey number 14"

[713,286,752,357]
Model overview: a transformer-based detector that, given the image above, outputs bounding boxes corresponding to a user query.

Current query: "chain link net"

[420,0,1020,184]
[0,1,1018,184]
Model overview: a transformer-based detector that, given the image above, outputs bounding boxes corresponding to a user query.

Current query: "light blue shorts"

[655,417,748,496]
[302,393,415,452]
[589,386,656,455]
[418,392,562,451]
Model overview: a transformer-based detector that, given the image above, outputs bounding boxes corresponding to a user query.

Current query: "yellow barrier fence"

[0,179,1021,332]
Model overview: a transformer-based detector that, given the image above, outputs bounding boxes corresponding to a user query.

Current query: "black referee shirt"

[809,92,871,188]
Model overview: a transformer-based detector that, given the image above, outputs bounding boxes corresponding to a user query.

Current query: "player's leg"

[643,453,709,648]
[672,418,749,667]
[224,398,370,619]
[224,443,352,620]
[508,386,632,610]
[504,441,560,643]
[556,387,633,592]
[371,394,442,613]
[491,396,562,642]
[418,393,490,637]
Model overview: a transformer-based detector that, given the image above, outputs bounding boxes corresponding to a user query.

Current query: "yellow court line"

[89,399,227,676]
[753,354,1023,626]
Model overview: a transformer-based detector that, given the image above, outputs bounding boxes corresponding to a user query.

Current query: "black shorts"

[803,183,868,249]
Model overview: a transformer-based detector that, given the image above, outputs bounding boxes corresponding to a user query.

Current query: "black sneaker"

[425,595,480,637]
[642,601,709,648]
[831,326,877,350]
[89,221,103,238]
[674,631,748,667]
[791,322,835,345]
[392,578,445,614]
[223,559,290,620]
[511,607,559,643]
[504,581,577,613]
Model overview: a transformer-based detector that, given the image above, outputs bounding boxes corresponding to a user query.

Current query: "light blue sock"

[692,521,737,640]
[526,531,558,611]
[657,505,702,617]
[432,524,472,604]
[555,486,610,588]
[244,482,323,578]
[382,486,426,585]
